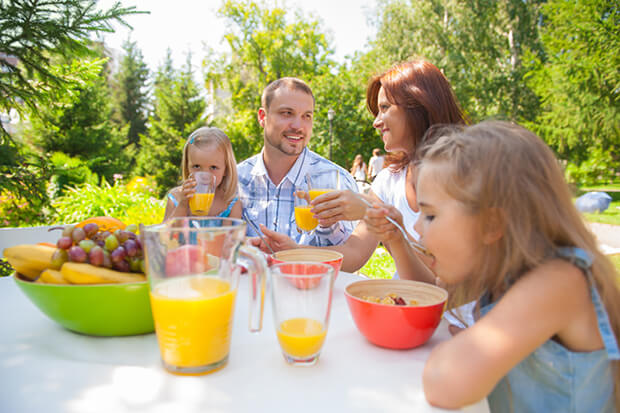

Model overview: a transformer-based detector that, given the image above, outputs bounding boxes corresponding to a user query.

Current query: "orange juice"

[308,189,333,200]
[150,276,236,371]
[277,317,326,358]
[189,193,214,215]
[294,205,318,231]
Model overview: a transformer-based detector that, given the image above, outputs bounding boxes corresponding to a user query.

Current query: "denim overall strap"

[557,247,620,360]
[217,197,238,218]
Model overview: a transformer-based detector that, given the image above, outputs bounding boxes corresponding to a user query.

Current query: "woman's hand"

[310,190,369,226]
[363,202,408,245]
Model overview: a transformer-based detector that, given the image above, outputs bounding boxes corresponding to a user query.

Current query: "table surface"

[0,272,489,413]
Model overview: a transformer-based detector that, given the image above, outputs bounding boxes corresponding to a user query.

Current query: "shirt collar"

[251,146,309,188]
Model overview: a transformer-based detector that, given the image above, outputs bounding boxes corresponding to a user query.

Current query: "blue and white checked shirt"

[237,147,358,246]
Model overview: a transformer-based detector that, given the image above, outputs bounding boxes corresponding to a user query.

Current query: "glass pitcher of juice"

[142,217,268,375]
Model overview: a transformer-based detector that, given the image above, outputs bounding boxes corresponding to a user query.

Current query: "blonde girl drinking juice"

[365,121,619,412]
[163,127,241,221]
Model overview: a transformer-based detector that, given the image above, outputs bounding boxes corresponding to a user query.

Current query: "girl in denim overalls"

[365,121,619,412]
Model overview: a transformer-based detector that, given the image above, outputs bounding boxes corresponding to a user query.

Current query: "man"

[367,148,384,181]
[237,77,358,246]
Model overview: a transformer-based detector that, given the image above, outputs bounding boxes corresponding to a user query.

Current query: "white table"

[0,272,489,413]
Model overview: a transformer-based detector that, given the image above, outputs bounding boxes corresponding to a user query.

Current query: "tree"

[136,52,206,196]
[111,36,150,152]
[524,0,619,171]
[25,51,130,184]
[0,0,141,225]
[369,0,544,122]
[204,0,335,162]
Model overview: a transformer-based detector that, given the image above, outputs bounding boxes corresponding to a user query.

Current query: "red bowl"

[345,279,447,349]
[272,249,343,289]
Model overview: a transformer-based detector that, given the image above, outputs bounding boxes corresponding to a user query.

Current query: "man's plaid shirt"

[237,147,358,246]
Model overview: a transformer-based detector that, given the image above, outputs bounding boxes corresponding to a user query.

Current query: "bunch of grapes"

[52,223,144,273]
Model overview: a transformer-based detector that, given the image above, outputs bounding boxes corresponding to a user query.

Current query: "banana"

[60,262,146,284]
[38,269,69,284]
[3,244,55,280]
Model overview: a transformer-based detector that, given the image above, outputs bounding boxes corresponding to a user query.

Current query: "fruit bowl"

[13,273,154,336]
[345,279,447,349]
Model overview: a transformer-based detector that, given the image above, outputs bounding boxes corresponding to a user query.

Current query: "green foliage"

[359,246,396,279]
[136,52,206,196]
[0,1,141,230]
[564,145,620,186]
[205,0,336,161]
[25,53,132,182]
[111,37,151,152]
[51,181,165,226]
[370,0,544,123]
[524,0,619,166]
[48,152,99,199]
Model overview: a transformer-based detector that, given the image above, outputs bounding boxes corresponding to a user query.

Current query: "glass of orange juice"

[306,170,340,201]
[142,217,269,375]
[189,171,216,215]
[294,190,317,233]
[270,262,334,366]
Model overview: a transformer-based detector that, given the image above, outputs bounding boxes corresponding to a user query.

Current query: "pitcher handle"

[238,245,268,333]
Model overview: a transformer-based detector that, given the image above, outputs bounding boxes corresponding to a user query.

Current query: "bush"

[564,146,620,186]
[51,181,165,226]
[48,152,99,199]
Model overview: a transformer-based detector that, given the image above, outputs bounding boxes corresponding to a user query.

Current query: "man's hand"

[246,224,299,254]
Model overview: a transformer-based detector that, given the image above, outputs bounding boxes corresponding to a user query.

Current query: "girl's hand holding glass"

[188,171,216,216]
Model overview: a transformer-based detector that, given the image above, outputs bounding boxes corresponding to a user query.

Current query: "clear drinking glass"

[270,262,334,366]
[189,171,216,215]
[306,170,340,201]
[294,190,318,233]
[142,217,268,375]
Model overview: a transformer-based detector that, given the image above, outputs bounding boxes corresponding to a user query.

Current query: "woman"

[350,154,369,193]
[257,59,467,279]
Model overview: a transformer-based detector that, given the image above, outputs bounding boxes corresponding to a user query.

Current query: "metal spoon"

[242,210,276,255]
[358,196,433,257]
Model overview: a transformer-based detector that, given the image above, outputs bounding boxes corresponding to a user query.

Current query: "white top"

[352,164,366,181]
[0,273,488,413]
[371,167,420,241]
[368,155,384,178]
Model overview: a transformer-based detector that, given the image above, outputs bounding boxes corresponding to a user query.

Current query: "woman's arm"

[423,259,597,408]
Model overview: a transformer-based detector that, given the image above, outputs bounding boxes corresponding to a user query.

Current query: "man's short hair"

[261,77,315,110]
[373,148,381,156]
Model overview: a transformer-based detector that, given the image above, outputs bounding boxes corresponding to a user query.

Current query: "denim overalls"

[480,247,619,413]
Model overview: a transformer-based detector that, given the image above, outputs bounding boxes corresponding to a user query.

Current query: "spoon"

[242,211,276,255]
[358,196,433,258]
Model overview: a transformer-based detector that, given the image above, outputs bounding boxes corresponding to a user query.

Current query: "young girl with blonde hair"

[365,120,619,411]
[163,127,241,221]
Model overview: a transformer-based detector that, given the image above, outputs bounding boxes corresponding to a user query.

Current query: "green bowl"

[14,273,154,336]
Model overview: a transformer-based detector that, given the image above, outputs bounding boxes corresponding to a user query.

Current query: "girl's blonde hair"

[181,127,238,204]
[418,121,619,405]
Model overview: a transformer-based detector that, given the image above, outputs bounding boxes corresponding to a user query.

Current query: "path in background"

[588,223,620,253]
